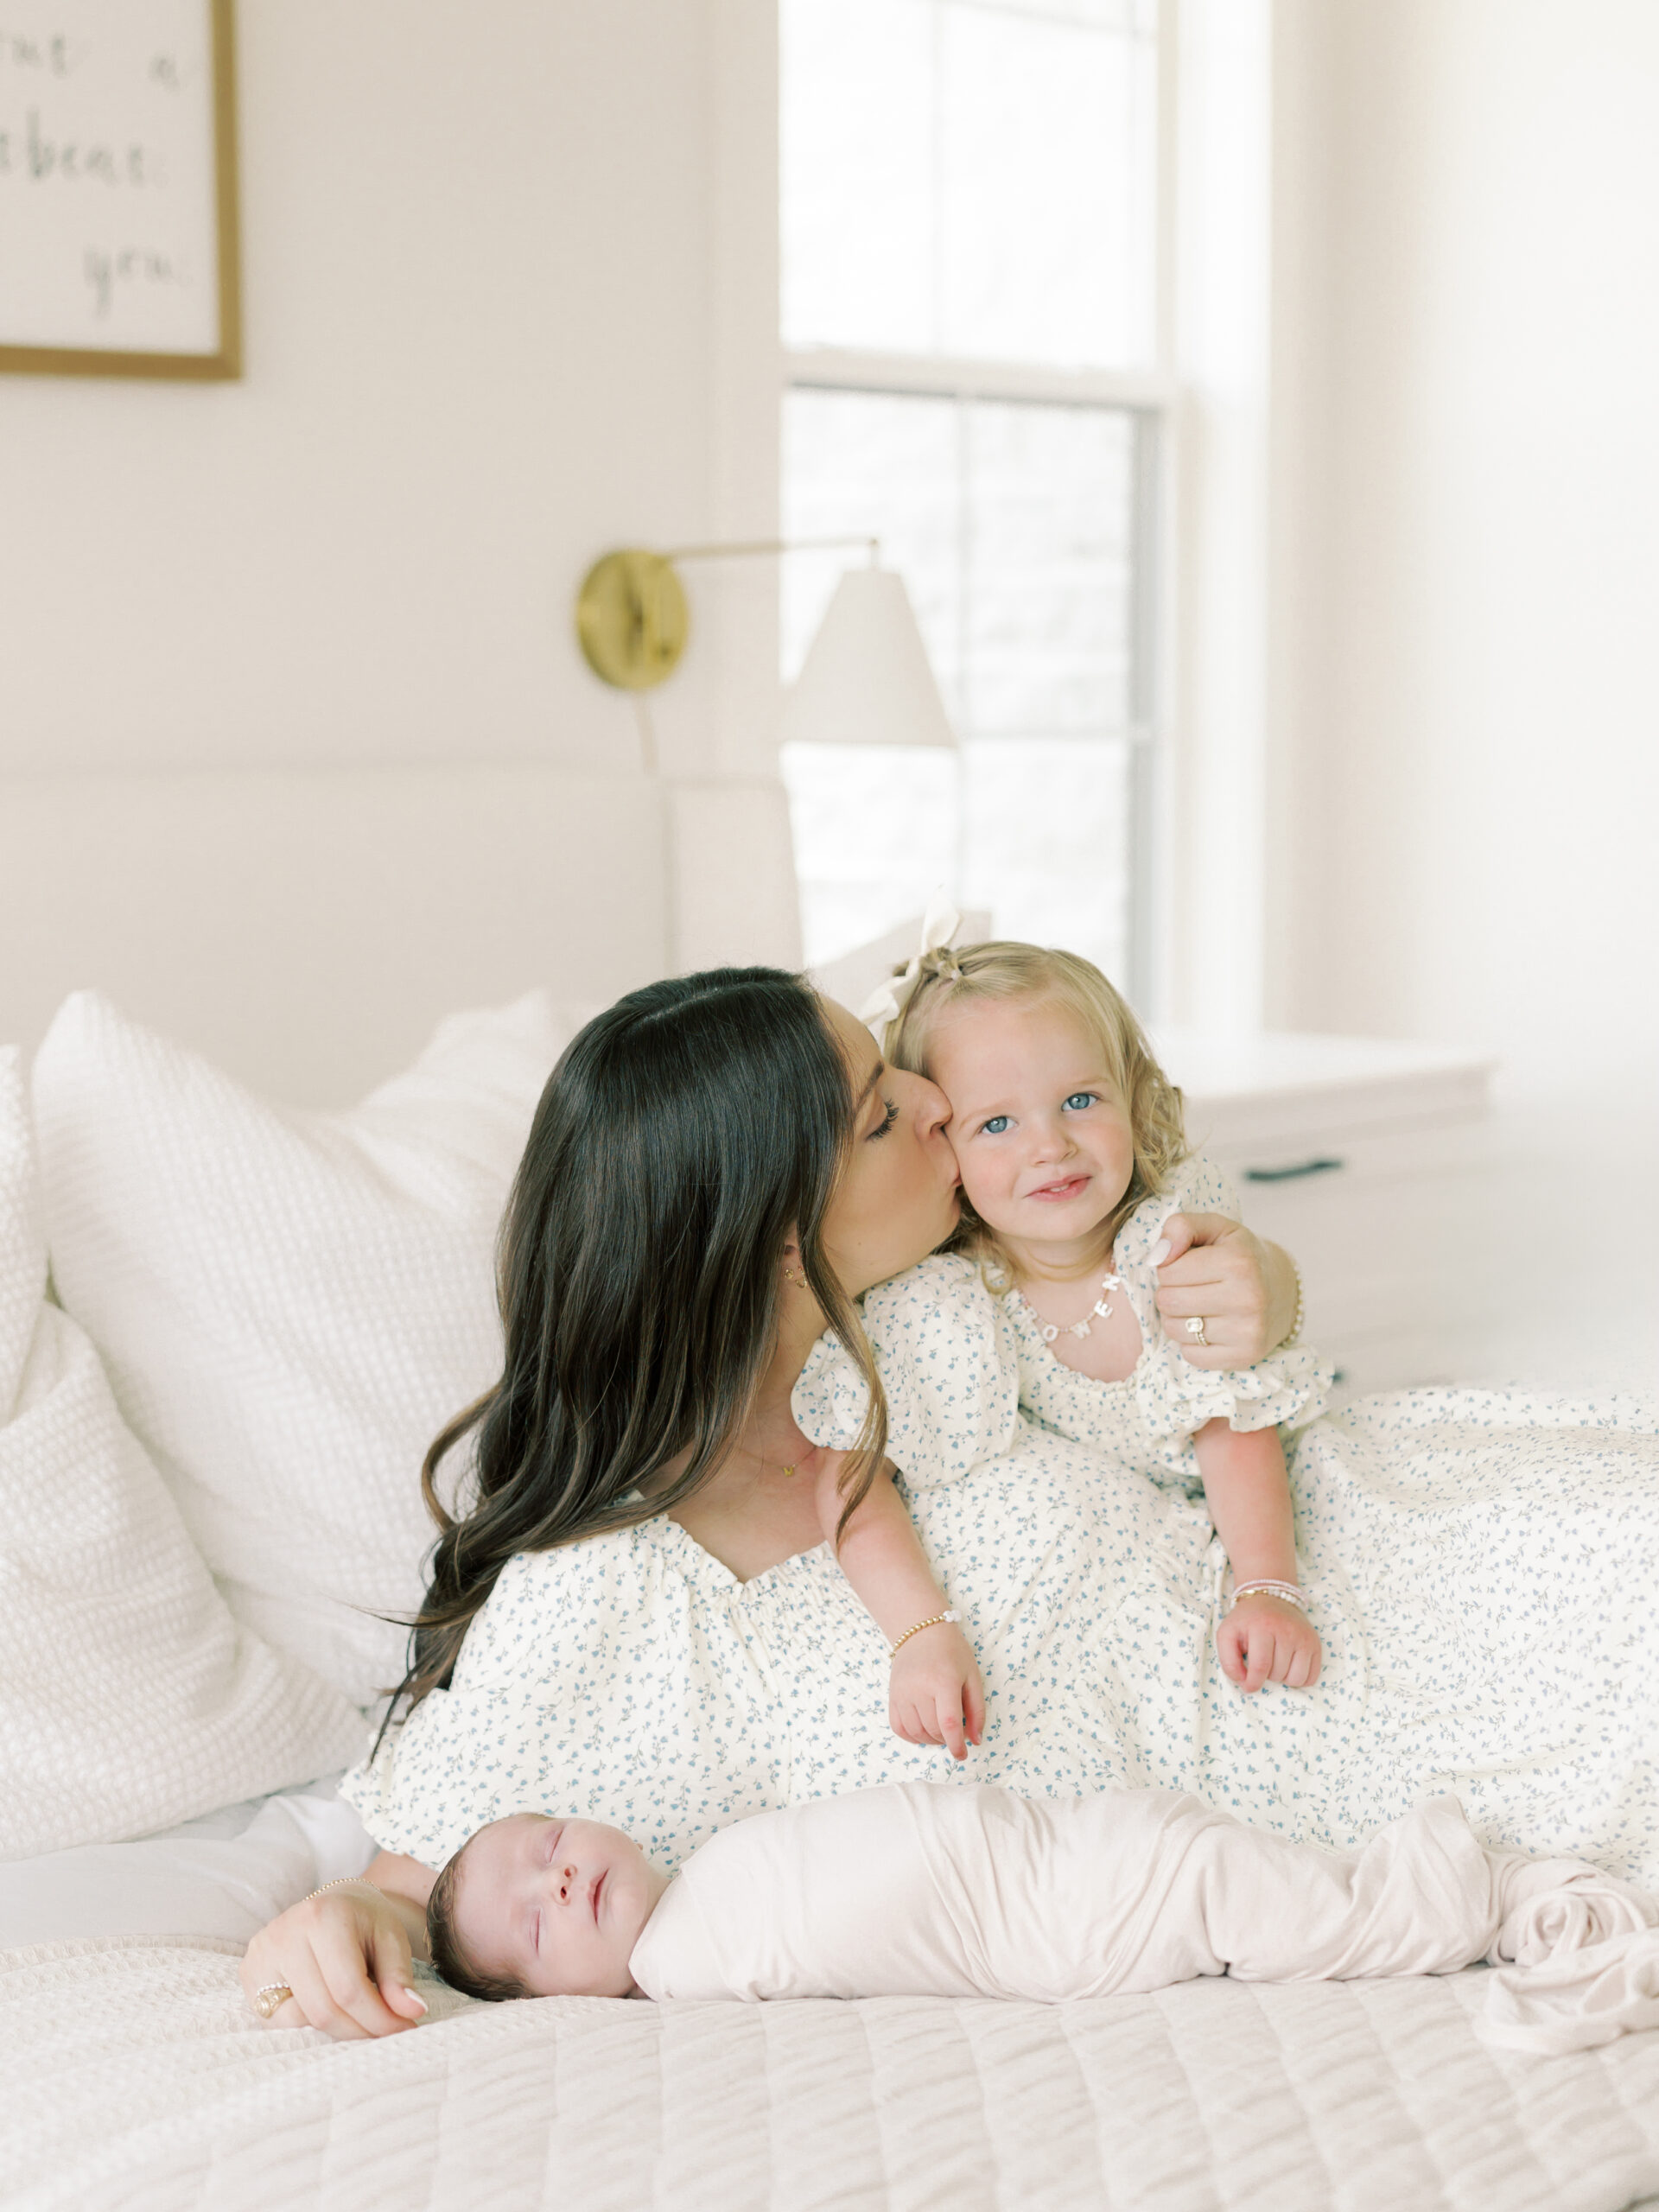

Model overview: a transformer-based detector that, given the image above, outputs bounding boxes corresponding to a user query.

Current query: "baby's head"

[880,941,1185,1265]
[426,1812,668,2001]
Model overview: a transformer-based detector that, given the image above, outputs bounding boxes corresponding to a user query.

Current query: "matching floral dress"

[344,1157,1659,1886]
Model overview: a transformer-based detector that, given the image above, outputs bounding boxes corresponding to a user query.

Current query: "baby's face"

[448,1814,666,1998]
[927,996,1135,1255]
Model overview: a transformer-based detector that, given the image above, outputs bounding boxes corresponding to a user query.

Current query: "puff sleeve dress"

[346,1154,1659,1891]
[793,1154,1333,1507]
[1007,1153,1333,1496]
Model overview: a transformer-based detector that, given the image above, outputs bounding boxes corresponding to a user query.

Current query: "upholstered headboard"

[0,766,669,1105]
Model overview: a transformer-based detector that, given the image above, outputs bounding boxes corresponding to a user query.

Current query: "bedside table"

[1155,1032,1499,1402]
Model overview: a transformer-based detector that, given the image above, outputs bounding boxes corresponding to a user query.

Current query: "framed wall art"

[0,0,239,378]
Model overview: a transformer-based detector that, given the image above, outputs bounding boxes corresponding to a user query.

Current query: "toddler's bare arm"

[811,1452,985,1760]
[1194,1420,1323,1692]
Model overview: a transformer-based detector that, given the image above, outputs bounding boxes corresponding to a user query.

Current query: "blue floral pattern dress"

[344,1157,1659,1885]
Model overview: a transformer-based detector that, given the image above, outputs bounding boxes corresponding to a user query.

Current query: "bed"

[10,1804,1659,2212]
[3,766,1659,2212]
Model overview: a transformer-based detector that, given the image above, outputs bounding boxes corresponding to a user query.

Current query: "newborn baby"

[426,1781,1653,2018]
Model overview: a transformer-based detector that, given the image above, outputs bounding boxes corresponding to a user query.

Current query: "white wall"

[0,0,796,976]
[1270,0,1659,1106]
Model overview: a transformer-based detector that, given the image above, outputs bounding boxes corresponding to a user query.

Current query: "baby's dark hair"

[426,1836,528,2005]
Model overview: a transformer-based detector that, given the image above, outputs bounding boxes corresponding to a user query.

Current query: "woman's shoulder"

[448,1522,675,1681]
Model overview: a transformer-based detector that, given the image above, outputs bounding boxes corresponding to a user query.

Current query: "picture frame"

[0,0,240,379]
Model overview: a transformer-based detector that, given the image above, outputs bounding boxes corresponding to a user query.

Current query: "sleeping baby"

[424,1780,1653,2013]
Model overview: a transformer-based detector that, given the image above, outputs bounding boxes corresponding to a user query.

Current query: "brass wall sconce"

[575,537,957,752]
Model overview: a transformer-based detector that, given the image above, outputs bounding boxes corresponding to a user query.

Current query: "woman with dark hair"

[242,966,1297,2037]
[244,961,1659,2039]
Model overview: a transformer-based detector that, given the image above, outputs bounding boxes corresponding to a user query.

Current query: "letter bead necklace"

[1036,1270,1124,1345]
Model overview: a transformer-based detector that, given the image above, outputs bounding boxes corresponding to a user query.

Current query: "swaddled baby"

[425,1780,1653,2023]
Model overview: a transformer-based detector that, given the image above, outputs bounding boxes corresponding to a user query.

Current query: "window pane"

[782,0,1159,368]
[965,402,1133,733]
[938,8,1156,365]
[779,0,935,356]
[960,735,1134,981]
[782,386,1137,980]
[781,389,962,711]
[783,742,960,969]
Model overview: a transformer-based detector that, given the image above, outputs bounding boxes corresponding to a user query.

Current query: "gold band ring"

[252,1983,294,2020]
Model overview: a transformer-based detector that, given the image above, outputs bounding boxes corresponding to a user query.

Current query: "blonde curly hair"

[877,939,1188,1275]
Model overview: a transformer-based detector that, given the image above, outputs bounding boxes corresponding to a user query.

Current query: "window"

[779,0,1166,999]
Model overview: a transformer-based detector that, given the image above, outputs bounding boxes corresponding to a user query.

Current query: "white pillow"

[32,990,586,1710]
[0,1048,365,1859]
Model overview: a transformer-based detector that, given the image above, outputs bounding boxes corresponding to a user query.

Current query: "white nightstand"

[1155,1032,1500,1402]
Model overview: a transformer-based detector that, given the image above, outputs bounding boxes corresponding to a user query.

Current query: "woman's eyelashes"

[867,1096,899,1140]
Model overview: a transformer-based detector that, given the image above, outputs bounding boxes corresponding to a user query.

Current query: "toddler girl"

[810,918,1333,1737]
[421,1782,1653,2052]
[747,924,1331,1764]
[875,925,1329,1694]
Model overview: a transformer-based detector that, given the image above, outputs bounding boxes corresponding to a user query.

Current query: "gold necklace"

[745,1443,799,1479]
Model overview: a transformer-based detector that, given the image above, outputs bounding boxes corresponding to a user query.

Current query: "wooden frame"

[0,0,240,380]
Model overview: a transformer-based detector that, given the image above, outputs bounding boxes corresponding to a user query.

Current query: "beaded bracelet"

[1229,1578,1311,1617]
[303,1875,378,1905]
[890,1607,961,1656]
[1281,1259,1306,1349]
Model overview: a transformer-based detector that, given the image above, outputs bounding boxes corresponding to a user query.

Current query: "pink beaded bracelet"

[1229,1578,1311,1616]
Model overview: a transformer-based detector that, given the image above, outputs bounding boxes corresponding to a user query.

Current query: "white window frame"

[778,1,1182,1014]
[737,0,1278,1028]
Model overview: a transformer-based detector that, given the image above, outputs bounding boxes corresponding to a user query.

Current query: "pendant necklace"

[1035,1269,1124,1346]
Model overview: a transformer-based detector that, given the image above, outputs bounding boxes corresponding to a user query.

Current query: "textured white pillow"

[32,990,585,1710]
[0,1048,364,1859]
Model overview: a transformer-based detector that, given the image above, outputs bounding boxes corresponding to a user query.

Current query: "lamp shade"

[780,567,957,748]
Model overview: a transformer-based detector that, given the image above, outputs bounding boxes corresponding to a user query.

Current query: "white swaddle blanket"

[628,1782,1659,2053]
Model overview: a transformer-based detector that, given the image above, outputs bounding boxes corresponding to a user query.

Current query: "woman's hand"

[1153,1216,1297,1368]
[1216,1595,1323,1693]
[890,1624,986,1762]
[238,1880,429,2040]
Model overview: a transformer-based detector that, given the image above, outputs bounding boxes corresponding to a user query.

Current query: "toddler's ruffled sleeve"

[791,1255,1020,1491]
[1115,1154,1334,1446]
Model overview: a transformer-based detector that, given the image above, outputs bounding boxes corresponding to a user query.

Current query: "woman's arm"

[237,1853,438,2040]
[365,1848,440,1934]
[811,1452,985,1760]
[1195,1421,1322,1694]
[1154,1219,1300,1368]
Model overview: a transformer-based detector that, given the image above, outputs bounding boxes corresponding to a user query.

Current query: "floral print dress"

[344,1158,1659,1886]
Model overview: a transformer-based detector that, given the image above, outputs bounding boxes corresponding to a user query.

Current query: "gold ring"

[253,1983,295,2020]
[1185,1316,1208,1346]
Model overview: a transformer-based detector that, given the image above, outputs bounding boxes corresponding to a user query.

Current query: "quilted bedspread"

[6,1937,1659,2212]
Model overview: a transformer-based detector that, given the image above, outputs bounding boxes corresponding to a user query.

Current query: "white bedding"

[0,1778,372,1952]
[7,1933,1659,2211]
[2,1783,1659,2211]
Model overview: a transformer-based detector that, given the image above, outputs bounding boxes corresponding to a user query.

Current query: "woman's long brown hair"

[380,968,886,1737]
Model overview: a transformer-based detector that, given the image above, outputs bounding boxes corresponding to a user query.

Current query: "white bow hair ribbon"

[858,889,963,1037]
